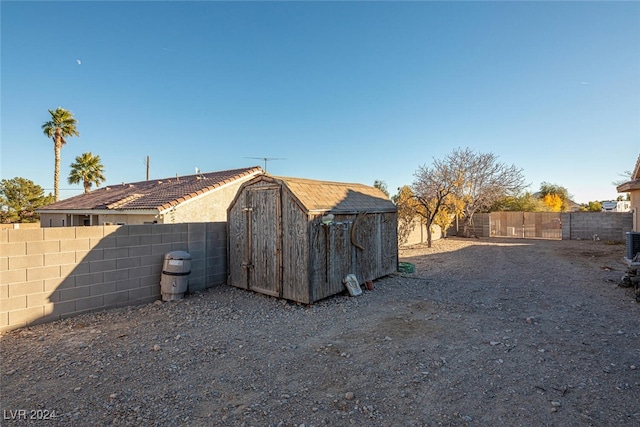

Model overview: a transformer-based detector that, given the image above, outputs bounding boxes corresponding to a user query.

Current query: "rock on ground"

[1,237,639,426]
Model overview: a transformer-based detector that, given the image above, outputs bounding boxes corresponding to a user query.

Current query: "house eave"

[36,209,160,215]
[617,180,640,193]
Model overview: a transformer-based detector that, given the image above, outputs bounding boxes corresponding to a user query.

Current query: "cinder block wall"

[561,212,633,241]
[0,223,227,332]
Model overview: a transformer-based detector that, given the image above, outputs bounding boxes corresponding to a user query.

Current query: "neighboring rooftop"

[38,166,263,212]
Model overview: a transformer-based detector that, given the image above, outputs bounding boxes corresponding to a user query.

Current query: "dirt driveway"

[1,237,638,426]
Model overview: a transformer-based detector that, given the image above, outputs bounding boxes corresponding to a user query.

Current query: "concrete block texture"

[116,235,141,247]
[103,290,130,306]
[7,228,44,242]
[117,278,140,292]
[116,257,141,269]
[2,223,229,331]
[3,242,27,257]
[562,212,633,241]
[75,272,105,288]
[58,286,91,302]
[1,269,27,285]
[75,226,106,239]
[1,295,27,312]
[9,280,44,298]
[8,306,44,328]
[75,295,105,312]
[43,227,76,240]
[44,251,76,266]
[8,254,43,270]
[128,286,153,301]
[60,238,91,252]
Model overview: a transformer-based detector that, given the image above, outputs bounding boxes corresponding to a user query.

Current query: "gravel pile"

[1,237,639,426]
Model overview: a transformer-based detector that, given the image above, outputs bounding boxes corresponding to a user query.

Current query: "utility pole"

[145,156,150,180]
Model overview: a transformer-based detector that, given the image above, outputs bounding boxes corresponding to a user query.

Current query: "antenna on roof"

[244,157,285,173]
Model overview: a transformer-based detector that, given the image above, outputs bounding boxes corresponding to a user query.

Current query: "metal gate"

[490,212,561,240]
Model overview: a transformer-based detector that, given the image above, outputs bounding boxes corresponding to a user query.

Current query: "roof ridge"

[106,193,144,209]
[272,175,370,187]
[37,166,264,211]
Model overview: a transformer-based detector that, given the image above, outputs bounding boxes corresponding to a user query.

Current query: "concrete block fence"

[561,212,633,241]
[2,213,632,332]
[456,212,632,240]
[0,223,227,332]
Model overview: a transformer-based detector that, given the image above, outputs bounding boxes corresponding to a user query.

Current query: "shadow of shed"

[227,175,398,303]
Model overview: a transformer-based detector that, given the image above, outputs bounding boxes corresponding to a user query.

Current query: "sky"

[1,1,639,204]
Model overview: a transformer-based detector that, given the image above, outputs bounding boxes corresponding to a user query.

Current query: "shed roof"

[271,176,396,214]
[38,166,263,212]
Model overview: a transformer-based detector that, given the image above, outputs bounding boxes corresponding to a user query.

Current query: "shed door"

[246,186,282,297]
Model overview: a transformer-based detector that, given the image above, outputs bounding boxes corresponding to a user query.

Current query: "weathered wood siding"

[229,176,398,304]
[308,212,398,302]
[281,191,310,303]
[228,191,248,290]
[308,215,354,302]
[380,212,399,276]
[246,185,281,297]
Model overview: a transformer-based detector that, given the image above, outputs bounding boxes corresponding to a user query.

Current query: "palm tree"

[42,107,79,201]
[68,152,106,193]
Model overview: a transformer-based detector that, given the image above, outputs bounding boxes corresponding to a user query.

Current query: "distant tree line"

[0,178,53,223]
[376,147,630,247]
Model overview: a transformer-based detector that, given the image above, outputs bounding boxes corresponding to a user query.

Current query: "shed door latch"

[242,207,253,212]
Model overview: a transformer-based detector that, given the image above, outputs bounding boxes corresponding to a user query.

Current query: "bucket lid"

[165,250,191,260]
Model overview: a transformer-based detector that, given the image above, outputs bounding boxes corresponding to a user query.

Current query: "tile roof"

[272,176,396,213]
[39,167,263,211]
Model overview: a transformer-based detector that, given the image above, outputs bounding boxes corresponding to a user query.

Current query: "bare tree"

[411,156,462,247]
[411,148,527,244]
[454,148,527,237]
[612,170,633,187]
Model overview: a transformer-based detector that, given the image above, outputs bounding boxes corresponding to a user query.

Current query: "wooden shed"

[227,175,398,303]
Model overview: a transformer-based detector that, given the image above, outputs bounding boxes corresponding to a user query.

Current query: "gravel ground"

[1,237,639,427]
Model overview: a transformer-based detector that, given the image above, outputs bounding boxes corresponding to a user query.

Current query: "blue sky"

[1,1,639,204]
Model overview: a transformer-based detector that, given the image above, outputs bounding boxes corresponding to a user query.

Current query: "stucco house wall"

[169,179,248,223]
